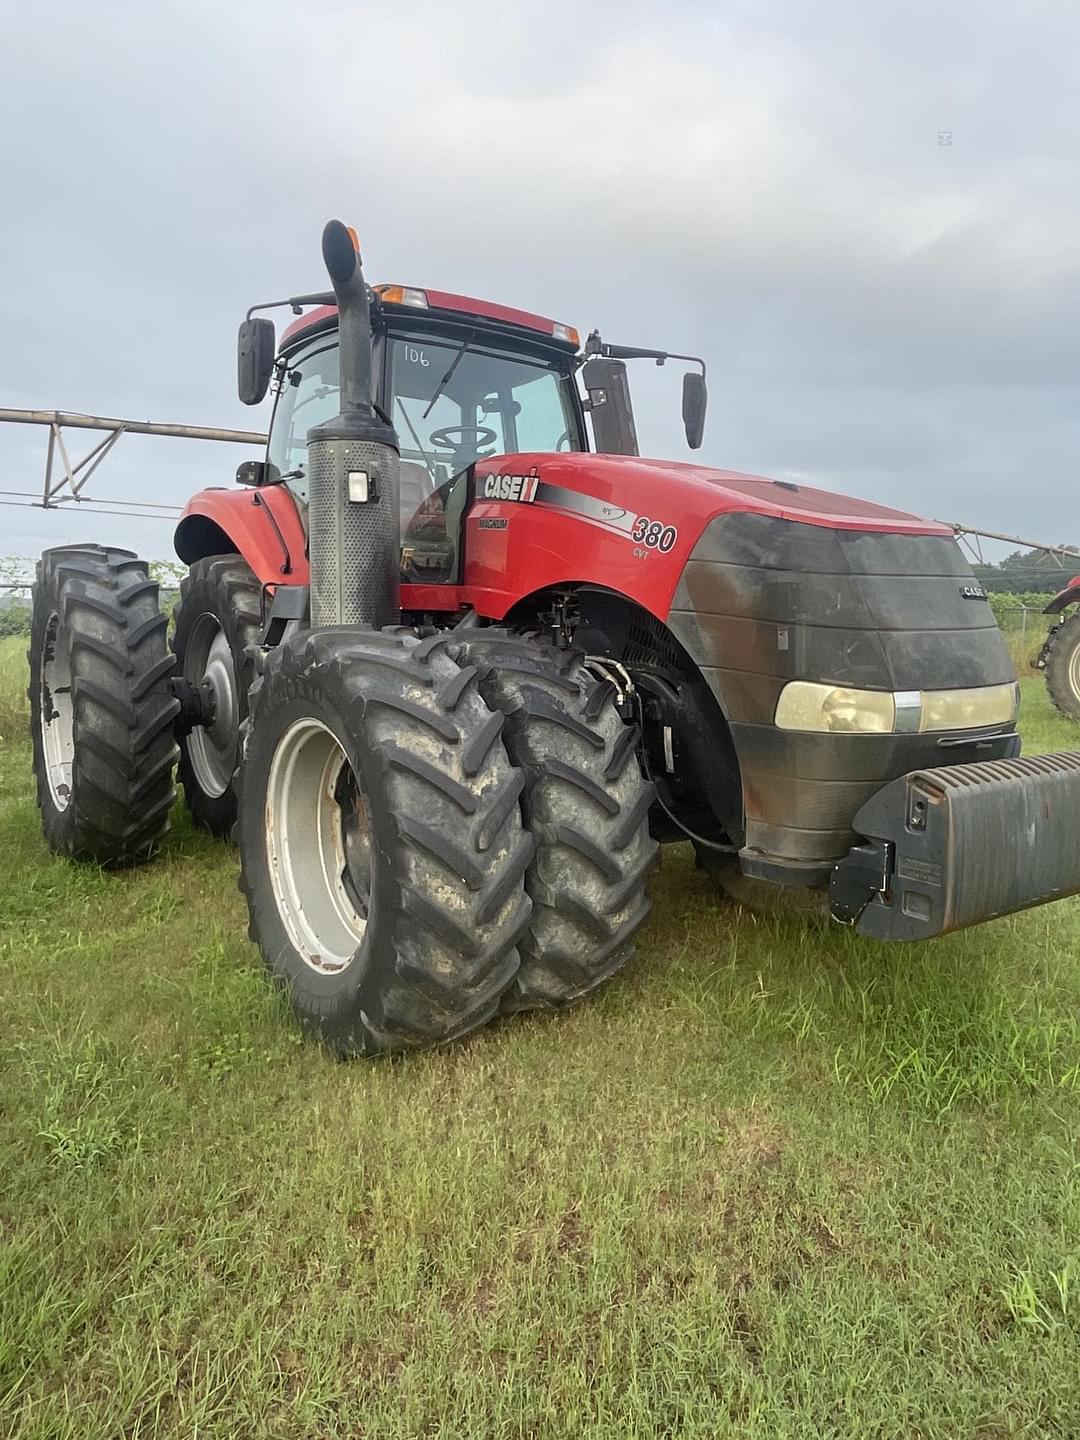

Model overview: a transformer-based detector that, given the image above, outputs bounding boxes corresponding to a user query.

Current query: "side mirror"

[237,317,276,405]
[682,372,707,450]
[236,458,282,488]
[582,356,640,456]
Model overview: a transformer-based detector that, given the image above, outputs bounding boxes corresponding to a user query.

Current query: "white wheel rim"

[265,718,371,973]
[1069,640,1080,702]
[40,612,75,812]
[185,613,239,798]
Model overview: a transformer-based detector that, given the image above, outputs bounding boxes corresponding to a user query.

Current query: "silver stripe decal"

[534,482,638,535]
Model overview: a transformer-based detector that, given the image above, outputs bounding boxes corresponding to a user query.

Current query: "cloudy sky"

[2,0,1079,566]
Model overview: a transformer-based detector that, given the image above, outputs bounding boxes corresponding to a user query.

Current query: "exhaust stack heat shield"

[307,218,401,628]
[308,437,399,627]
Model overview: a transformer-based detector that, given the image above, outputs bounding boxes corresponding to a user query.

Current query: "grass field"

[3,634,1080,1438]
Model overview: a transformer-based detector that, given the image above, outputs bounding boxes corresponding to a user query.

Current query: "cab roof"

[280,286,580,351]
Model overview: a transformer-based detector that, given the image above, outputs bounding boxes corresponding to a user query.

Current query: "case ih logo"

[482,473,539,503]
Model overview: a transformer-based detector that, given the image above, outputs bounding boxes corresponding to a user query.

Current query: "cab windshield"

[385,331,580,530]
[388,329,584,570]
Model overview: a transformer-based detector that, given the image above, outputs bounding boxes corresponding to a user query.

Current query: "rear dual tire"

[28,545,179,866]
[172,555,262,834]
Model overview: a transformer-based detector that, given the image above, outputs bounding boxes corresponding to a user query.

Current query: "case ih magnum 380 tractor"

[29,221,1080,1055]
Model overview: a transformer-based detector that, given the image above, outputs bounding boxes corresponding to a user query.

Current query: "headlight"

[774,680,1020,735]
[919,684,1020,732]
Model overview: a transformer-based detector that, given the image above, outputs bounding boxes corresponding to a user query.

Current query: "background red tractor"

[1039,575,1080,721]
[29,221,1080,1056]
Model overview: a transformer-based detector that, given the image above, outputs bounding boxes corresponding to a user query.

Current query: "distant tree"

[0,604,31,638]
[0,557,32,635]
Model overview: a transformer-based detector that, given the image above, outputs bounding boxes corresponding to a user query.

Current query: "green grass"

[0,634,28,745]
[3,635,1080,1437]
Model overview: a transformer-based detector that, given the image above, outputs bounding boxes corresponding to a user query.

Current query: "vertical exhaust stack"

[307,220,401,627]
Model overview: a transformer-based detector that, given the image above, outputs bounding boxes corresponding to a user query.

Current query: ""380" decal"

[630,516,678,552]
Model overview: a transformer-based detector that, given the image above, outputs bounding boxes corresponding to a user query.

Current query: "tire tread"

[28,545,178,866]
[238,628,533,1054]
[450,629,658,1012]
[172,554,263,834]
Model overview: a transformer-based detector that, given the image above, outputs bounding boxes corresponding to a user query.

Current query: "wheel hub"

[184,614,240,799]
[265,718,369,973]
[39,612,75,812]
[335,763,373,919]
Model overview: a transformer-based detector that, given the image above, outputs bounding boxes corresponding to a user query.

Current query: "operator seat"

[399,460,436,532]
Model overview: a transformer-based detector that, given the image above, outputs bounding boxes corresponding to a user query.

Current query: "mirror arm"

[666,352,707,381]
[245,290,336,321]
[585,331,706,380]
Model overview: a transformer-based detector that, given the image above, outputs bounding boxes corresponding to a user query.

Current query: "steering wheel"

[429,425,497,454]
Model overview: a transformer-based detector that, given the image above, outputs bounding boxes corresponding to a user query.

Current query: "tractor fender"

[174,486,309,587]
[1043,576,1080,614]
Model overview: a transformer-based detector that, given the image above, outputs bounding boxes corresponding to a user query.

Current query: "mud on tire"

[237,627,534,1055]
[449,630,658,1012]
[172,555,262,834]
[1043,610,1080,724]
[29,544,179,866]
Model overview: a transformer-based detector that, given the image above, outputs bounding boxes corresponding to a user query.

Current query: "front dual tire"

[237,628,536,1055]
[237,627,659,1055]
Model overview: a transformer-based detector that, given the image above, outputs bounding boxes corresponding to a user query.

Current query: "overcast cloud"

[2,0,1078,563]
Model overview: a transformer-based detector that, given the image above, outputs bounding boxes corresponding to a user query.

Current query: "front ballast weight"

[830,750,1080,940]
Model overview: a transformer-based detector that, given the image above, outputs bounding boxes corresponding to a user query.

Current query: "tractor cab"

[264,288,588,580]
[232,253,706,588]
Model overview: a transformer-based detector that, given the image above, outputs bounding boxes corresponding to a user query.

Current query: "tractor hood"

[466,452,962,630]
[481,452,953,539]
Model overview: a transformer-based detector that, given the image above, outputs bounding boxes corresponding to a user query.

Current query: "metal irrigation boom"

[0,407,267,520]
[946,521,1080,571]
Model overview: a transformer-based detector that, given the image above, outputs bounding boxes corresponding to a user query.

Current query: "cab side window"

[267,344,340,505]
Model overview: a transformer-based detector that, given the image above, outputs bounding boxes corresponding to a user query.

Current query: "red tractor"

[1039,576,1080,721]
[29,221,1080,1055]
